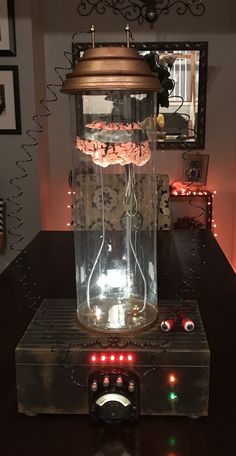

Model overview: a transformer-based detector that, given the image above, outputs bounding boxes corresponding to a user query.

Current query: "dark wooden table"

[0,230,235,456]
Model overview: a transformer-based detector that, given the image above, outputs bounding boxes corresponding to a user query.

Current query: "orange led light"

[110,355,115,361]
[127,354,133,362]
[91,355,96,362]
[169,374,176,384]
[101,355,106,362]
[119,355,124,361]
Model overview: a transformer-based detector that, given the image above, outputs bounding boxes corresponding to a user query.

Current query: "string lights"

[170,183,218,236]
[66,190,74,227]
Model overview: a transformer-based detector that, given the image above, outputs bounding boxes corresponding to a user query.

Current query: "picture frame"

[0,65,21,134]
[183,154,209,185]
[0,0,16,56]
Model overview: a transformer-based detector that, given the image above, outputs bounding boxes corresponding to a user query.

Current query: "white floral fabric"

[74,173,171,231]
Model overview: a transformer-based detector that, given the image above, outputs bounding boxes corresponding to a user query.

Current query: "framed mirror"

[73,42,208,150]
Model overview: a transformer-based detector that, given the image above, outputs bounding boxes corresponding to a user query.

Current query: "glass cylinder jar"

[69,88,158,334]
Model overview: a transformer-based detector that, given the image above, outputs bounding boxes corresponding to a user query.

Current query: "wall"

[0,0,236,273]
[0,0,41,273]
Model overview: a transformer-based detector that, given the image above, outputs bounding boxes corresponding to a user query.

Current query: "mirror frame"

[73,41,208,150]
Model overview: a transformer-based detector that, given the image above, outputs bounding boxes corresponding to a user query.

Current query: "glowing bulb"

[110,355,115,362]
[119,355,124,361]
[95,306,102,320]
[66,223,70,226]
[214,233,218,237]
[168,436,177,447]
[169,392,177,401]
[68,191,71,195]
[67,205,71,208]
[169,374,176,384]
[127,354,133,362]
[101,355,106,362]
[91,355,96,362]
[213,224,217,228]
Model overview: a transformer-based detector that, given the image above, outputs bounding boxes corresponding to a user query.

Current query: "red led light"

[169,374,176,384]
[89,353,136,363]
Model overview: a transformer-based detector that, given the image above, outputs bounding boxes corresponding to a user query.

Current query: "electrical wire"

[6,31,92,312]
[123,164,147,313]
[86,167,105,311]
[165,67,208,309]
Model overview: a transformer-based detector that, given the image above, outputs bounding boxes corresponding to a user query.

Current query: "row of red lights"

[171,187,219,238]
[89,353,177,385]
[90,353,134,363]
[171,190,212,196]
[171,190,217,197]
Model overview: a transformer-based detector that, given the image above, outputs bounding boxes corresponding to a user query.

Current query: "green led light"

[168,436,177,448]
[169,392,178,401]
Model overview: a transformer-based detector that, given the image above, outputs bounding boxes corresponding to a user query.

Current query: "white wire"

[86,167,105,310]
[124,165,147,313]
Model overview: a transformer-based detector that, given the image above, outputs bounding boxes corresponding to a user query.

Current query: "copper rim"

[62,46,163,93]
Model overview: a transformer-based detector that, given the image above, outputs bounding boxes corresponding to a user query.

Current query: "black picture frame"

[72,41,208,150]
[183,153,209,185]
[0,65,21,134]
[0,0,16,56]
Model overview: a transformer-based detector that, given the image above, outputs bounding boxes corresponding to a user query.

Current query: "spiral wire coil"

[6,31,91,311]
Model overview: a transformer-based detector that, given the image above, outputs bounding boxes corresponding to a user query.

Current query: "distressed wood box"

[16,299,210,417]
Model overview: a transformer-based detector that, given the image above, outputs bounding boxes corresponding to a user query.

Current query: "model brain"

[75,120,151,167]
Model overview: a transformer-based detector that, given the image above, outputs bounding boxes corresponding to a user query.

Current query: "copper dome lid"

[62,46,163,93]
